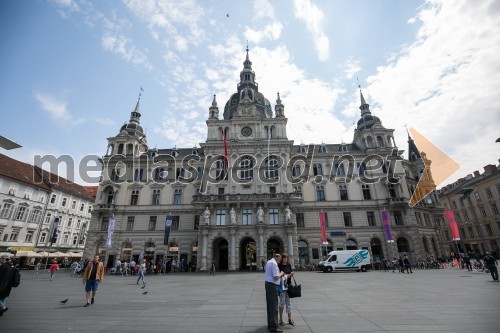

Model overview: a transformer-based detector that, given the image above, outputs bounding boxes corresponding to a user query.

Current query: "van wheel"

[327,267,333,273]
[361,266,367,272]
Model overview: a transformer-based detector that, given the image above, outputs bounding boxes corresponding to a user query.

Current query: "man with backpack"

[0,255,19,316]
[483,252,498,282]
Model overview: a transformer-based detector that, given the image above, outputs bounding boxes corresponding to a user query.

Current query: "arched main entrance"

[121,242,132,262]
[213,238,229,271]
[397,237,410,254]
[144,242,155,261]
[240,237,257,271]
[266,238,283,259]
[370,238,383,262]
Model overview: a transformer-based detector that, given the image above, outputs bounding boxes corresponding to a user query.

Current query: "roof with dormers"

[0,153,96,201]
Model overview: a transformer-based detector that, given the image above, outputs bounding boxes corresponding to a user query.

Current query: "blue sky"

[0,0,499,185]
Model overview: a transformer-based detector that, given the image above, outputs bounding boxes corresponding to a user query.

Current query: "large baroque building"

[85,51,447,271]
[0,153,96,256]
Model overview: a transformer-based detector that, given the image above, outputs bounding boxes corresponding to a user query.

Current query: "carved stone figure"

[257,206,264,223]
[285,205,292,224]
[203,207,211,225]
[230,207,237,224]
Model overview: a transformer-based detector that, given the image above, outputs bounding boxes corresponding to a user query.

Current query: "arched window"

[239,155,254,181]
[117,143,124,154]
[298,240,309,265]
[397,237,410,253]
[377,136,384,147]
[313,164,323,176]
[264,156,279,180]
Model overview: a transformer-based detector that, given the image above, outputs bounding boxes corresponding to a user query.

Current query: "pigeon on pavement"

[60,299,68,304]
[142,291,148,295]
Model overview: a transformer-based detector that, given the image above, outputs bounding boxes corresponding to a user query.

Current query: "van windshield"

[329,255,337,262]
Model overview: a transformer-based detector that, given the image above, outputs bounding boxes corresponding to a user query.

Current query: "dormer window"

[299,145,307,153]
[192,150,199,156]
[319,145,327,153]
[339,145,348,152]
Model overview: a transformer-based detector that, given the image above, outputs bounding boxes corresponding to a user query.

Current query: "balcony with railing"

[192,192,303,204]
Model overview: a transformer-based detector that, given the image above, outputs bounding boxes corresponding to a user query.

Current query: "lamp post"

[458,188,490,254]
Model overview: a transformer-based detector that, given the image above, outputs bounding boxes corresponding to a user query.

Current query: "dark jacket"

[0,262,13,298]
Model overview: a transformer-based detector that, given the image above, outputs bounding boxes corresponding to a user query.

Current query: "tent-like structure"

[15,251,42,257]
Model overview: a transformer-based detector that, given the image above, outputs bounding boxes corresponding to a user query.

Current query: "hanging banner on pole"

[381,210,394,243]
[444,209,460,240]
[105,215,115,248]
[319,212,328,244]
[164,215,173,245]
[50,217,60,244]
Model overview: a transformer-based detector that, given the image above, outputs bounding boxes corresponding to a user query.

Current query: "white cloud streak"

[293,0,330,61]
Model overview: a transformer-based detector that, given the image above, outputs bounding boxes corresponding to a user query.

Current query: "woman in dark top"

[277,253,295,326]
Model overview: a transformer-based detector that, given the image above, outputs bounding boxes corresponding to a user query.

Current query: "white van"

[319,250,372,272]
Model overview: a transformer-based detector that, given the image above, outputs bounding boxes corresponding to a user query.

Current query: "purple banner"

[381,211,394,243]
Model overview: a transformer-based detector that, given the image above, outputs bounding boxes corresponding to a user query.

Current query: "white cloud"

[293,0,330,61]
[344,58,362,80]
[364,0,500,183]
[34,92,70,120]
[244,22,283,44]
[253,0,275,20]
[50,0,79,12]
[101,33,153,70]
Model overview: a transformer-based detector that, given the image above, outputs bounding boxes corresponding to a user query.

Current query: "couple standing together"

[265,253,295,333]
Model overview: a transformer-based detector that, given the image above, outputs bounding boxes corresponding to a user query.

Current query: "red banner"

[319,212,327,244]
[444,209,460,240]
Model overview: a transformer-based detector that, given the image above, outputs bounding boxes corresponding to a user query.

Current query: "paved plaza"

[0,267,498,333]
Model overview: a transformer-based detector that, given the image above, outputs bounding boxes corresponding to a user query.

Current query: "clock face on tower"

[241,127,252,137]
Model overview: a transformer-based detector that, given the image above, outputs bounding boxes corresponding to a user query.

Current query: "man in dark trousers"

[82,255,105,307]
[483,252,498,281]
[0,255,13,316]
[265,253,285,333]
[403,254,413,274]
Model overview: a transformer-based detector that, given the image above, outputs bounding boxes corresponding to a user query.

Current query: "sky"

[0,0,499,187]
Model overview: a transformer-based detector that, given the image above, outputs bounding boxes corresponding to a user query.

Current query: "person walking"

[35,261,41,275]
[136,259,146,285]
[209,260,216,276]
[82,255,104,307]
[463,254,472,271]
[398,257,405,273]
[49,261,59,281]
[483,252,498,281]
[0,255,13,316]
[403,254,413,274]
[277,253,295,327]
[265,253,285,333]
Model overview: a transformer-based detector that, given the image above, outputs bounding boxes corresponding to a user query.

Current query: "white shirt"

[265,258,280,285]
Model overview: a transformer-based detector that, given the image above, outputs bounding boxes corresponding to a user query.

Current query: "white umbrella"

[16,251,41,257]
[0,252,14,258]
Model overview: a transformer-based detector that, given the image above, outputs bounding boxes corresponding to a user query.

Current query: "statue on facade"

[203,207,211,225]
[285,205,292,224]
[257,206,264,224]
[230,207,237,224]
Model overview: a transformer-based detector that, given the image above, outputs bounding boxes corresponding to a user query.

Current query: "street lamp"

[458,187,490,254]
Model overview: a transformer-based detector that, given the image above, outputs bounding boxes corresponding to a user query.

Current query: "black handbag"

[287,277,301,298]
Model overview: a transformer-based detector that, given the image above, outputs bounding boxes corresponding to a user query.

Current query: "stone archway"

[266,238,283,259]
[397,237,410,254]
[370,238,384,262]
[213,238,229,271]
[240,237,257,271]
[346,238,358,250]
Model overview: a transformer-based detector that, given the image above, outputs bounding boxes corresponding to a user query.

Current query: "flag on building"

[221,127,228,179]
[319,212,328,244]
[105,215,115,248]
[164,215,173,245]
[381,210,394,243]
[50,217,60,244]
[444,209,460,240]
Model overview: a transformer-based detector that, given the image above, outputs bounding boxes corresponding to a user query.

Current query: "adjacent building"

[438,163,500,256]
[85,50,447,271]
[0,153,96,256]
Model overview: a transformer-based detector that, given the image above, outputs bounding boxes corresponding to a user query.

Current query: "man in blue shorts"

[82,255,104,307]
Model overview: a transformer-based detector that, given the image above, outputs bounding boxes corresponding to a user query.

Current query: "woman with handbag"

[277,253,295,326]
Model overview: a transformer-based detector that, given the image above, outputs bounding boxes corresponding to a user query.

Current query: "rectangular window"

[152,189,161,205]
[67,218,72,228]
[452,201,457,209]
[130,190,139,205]
[455,211,461,222]
[101,217,109,231]
[393,211,404,226]
[15,206,28,221]
[491,203,499,215]
[28,209,42,224]
[88,206,92,214]
[316,186,325,202]
[172,216,180,230]
[126,216,135,231]
[25,230,34,242]
[312,248,319,260]
[50,194,57,204]
[323,212,329,227]
[63,234,69,244]
[62,198,67,207]
[362,185,371,200]
[194,215,200,230]
[72,200,77,209]
[242,209,252,225]
[269,208,279,225]
[467,227,474,238]
[479,206,487,217]
[486,188,493,199]
[343,212,352,227]
[367,211,376,226]
[296,213,304,228]
[39,232,46,243]
[80,203,85,211]
[269,186,276,194]
[10,231,19,241]
[475,192,481,202]
[485,224,493,237]
[173,189,182,205]
[463,210,469,221]
[1,202,14,219]
[218,188,225,196]
[216,209,226,226]
[460,228,466,240]
[148,216,157,231]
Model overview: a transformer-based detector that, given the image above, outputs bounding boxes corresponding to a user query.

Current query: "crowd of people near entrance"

[111,257,197,276]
